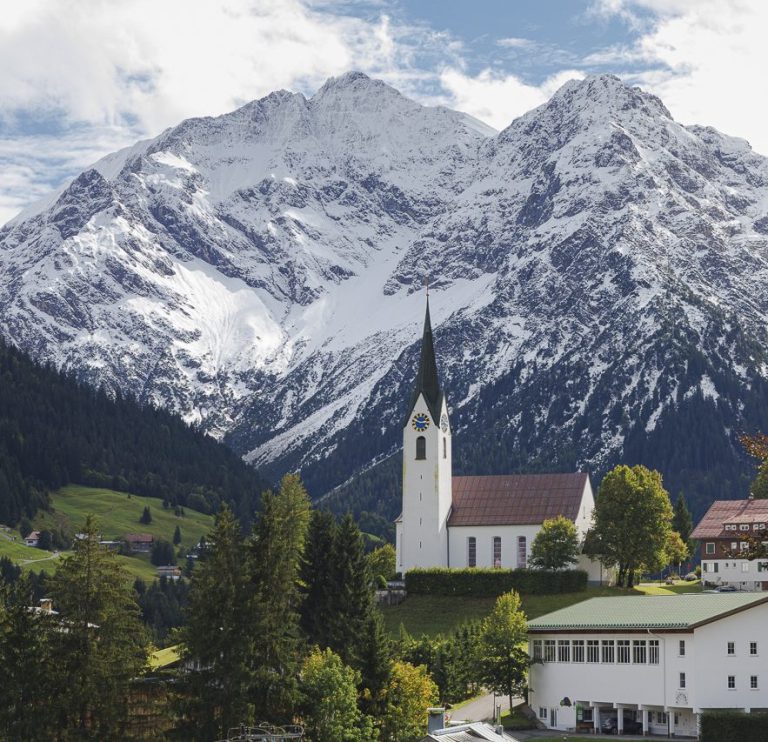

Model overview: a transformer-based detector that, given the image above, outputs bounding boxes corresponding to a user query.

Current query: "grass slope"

[2,486,216,583]
[37,485,214,550]
[381,582,703,638]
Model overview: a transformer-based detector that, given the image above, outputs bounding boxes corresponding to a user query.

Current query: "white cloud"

[593,0,768,155]
[439,68,585,131]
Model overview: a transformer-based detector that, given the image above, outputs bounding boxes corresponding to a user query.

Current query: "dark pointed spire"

[407,296,443,421]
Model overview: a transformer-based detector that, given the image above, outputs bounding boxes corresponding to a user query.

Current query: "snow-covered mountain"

[3,72,768,518]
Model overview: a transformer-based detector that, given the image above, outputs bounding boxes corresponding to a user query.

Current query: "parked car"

[684,572,698,581]
[716,585,738,592]
[601,716,643,734]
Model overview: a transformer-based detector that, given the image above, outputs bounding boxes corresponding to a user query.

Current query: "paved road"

[449,692,513,724]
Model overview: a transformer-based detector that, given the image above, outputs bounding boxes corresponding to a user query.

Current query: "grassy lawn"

[35,485,214,551]
[381,585,635,638]
[635,579,702,595]
[0,531,54,563]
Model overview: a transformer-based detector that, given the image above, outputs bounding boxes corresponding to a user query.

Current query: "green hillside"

[0,486,216,583]
[36,485,214,550]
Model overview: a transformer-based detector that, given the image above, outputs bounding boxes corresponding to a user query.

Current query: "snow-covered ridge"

[2,72,768,499]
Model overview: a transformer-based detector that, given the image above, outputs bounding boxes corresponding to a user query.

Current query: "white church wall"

[447,524,541,569]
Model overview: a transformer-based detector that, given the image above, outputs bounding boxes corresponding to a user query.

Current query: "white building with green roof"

[527,593,768,736]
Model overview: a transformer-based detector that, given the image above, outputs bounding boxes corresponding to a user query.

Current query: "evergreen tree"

[358,610,392,717]
[179,505,252,740]
[300,648,377,742]
[173,524,182,546]
[139,506,152,525]
[477,591,529,715]
[299,509,337,648]
[528,515,580,570]
[673,493,694,557]
[592,465,674,587]
[49,516,148,738]
[0,576,56,741]
[328,513,375,669]
[150,539,176,566]
[247,474,311,721]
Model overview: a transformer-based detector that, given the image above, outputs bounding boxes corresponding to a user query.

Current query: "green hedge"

[404,568,587,596]
[701,711,768,742]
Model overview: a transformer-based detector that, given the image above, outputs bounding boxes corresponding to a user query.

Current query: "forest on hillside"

[0,339,269,527]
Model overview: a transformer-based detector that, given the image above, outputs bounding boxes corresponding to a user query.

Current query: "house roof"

[691,499,768,539]
[447,473,589,527]
[26,531,40,540]
[423,722,510,741]
[528,594,768,632]
[124,533,153,542]
[406,297,444,424]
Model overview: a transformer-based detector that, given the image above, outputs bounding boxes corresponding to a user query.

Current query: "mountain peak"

[553,73,672,120]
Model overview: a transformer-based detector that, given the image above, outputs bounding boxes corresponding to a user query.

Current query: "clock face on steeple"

[411,413,430,432]
[440,414,449,433]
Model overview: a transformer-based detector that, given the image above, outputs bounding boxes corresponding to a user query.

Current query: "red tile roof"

[124,533,154,543]
[447,473,589,527]
[692,499,768,539]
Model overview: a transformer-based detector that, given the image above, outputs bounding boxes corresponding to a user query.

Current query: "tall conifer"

[328,513,375,668]
[299,509,337,648]
[179,505,251,740]
[247,474,311,721]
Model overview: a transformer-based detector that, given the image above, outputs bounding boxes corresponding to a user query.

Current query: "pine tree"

[328,513,375,669]
[0,576,57,741]
[247,474,311,721]
[173,524,182,546]
[49,515,148,738]
[139,506,152,525]
[179,505,252,740]
[672,492,693,557]
[358,610,392,718]
[299,509,337,647]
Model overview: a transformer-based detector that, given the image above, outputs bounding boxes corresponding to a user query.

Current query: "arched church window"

[443,438,447,459]
[416,436,426,460]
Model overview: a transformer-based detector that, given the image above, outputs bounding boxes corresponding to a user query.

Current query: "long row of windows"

[532,639,660,665]
[467,536,527,568]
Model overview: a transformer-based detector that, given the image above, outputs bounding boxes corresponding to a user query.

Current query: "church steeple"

[408,297,443,420]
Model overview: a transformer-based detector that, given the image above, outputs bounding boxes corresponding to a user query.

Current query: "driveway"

[450,692,513,724]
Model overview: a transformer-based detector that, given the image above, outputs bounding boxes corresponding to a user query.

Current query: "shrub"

[701,711,768,742]
[404,568,587,596]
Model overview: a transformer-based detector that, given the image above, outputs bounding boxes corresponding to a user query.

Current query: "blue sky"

[1,0,766,225]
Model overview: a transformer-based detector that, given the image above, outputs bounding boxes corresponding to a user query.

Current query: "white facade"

[398,393,452,573]
[529,597,768,736]
[701,556,768,591]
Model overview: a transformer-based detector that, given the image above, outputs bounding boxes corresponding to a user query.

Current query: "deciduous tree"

[300,648,377,742]
[477,591,529,714]
[528,515,580,570]
[366,543,396,585]
[379,661,438,742]
[592,465,674,587]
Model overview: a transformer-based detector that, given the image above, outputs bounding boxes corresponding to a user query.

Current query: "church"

[395,299,602,581]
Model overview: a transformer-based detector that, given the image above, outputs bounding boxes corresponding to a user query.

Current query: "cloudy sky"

[1,0,765,225]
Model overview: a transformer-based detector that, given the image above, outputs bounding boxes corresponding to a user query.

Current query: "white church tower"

[395,298,452,573]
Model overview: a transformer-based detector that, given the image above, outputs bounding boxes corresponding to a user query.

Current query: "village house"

[691,496,768,590]
[124,534,153,553]
[395,300,602,582]
[24,530,40,547]
[156,565,182,580]
[528,593,768,736]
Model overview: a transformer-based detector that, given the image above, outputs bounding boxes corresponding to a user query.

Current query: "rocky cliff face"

[3,72,768,517]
